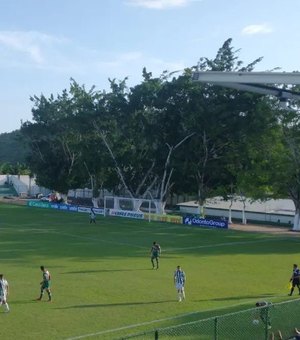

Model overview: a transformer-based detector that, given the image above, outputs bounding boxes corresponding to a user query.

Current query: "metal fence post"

[214,317,218,340]
[155,330,159,340]
[265,307,269,340]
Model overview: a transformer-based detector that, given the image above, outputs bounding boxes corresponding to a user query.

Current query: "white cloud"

[125,0,191,9]
[0,30,185,89]
[241,24,273,35]
[0,31,67,66]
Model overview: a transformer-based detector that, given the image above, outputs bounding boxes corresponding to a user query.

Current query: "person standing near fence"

[270,328,300,340]
[289,264,300,296]
[0,274,10,312]
[174,265,186,302]
[255,301,272,329]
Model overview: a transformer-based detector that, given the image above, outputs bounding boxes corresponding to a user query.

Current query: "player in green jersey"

[37,266,52,302]
[150,241,161,269]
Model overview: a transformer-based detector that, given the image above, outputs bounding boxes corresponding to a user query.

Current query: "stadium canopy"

[192,71,300,107]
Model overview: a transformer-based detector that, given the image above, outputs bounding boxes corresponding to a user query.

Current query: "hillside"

[0,130,29,164]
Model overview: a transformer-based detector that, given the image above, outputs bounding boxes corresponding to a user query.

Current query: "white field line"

[65,294,288,340]
[0,224,146,249]
[1,224,296,252]
[165,237,296,252]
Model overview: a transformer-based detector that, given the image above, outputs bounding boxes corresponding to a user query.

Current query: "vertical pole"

[104,196,106,217]
[149,200,151,223]
[214,317,218,340]
[264,307,269,340]
[154,330,159,340]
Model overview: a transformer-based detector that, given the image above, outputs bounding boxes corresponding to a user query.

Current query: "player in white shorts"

[0,274,10,312]
[174,265,186,302]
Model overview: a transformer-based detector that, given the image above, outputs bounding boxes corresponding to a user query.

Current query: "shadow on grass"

[12,299,41,305]
[62,268,153,274]
[194,293,276,302]
[57,300,175,309]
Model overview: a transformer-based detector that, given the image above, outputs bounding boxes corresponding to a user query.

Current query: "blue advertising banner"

[183,215,228,229]
[27,200,103,215]
[50,203,77,212]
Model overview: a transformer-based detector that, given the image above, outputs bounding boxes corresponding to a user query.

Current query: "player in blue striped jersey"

[174,265,186,302]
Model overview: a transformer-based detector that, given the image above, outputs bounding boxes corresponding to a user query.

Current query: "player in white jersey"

[0,274,10,312]
[174,265,186,302]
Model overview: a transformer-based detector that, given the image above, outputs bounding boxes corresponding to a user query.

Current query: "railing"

[119,299,300,340]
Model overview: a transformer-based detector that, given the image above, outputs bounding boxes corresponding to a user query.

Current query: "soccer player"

[150,241,161,269]
[289,263,300,296]
[90,208,96,224]
[174,265,186,302]
[0,274,9,312]
[37,266,52,302]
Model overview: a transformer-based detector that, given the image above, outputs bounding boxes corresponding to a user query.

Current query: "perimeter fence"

[119,299,300,340]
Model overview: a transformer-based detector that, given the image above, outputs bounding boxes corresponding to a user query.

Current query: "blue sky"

[1,0,300,134]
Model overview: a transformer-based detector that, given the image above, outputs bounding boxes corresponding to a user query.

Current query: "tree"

[264,103,300,231]
[0,131,29,164]
[92,70,194,213]
[175,39,271,217]
[21,80,103,193]
[21,38,294,223]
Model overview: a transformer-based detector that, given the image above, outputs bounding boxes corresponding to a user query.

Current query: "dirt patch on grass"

[230,223,299,236]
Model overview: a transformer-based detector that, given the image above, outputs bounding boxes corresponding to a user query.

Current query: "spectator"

[255,301,272,329]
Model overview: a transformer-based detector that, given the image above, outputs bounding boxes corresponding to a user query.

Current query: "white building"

[177,197,295,225]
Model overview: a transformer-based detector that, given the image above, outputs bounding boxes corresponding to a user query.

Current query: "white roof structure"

[178,197,295,216]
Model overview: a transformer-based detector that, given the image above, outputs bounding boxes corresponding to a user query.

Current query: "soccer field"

[0,203,299,339]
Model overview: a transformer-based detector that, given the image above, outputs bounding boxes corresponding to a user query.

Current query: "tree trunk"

[289,194,300,231]
[92,198,99,208]
[198,197,205,217]
[242,200,247,224]
[228,200,233,224]
[28,176,32,196]
[292,206,300,231]
[198,204,205,217]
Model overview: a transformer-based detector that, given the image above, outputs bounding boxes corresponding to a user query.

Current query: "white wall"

[8,175,50,197]
[0,175,9,185]
[179,205,294,225]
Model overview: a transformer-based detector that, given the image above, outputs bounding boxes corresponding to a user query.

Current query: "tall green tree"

[21,38,292,222]
[92,70,194,212]
[21,81,103,193]
[261,101,300,231]
[174,39,273,217]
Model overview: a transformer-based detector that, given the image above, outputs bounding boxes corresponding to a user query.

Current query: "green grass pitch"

[0,203,298,339]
